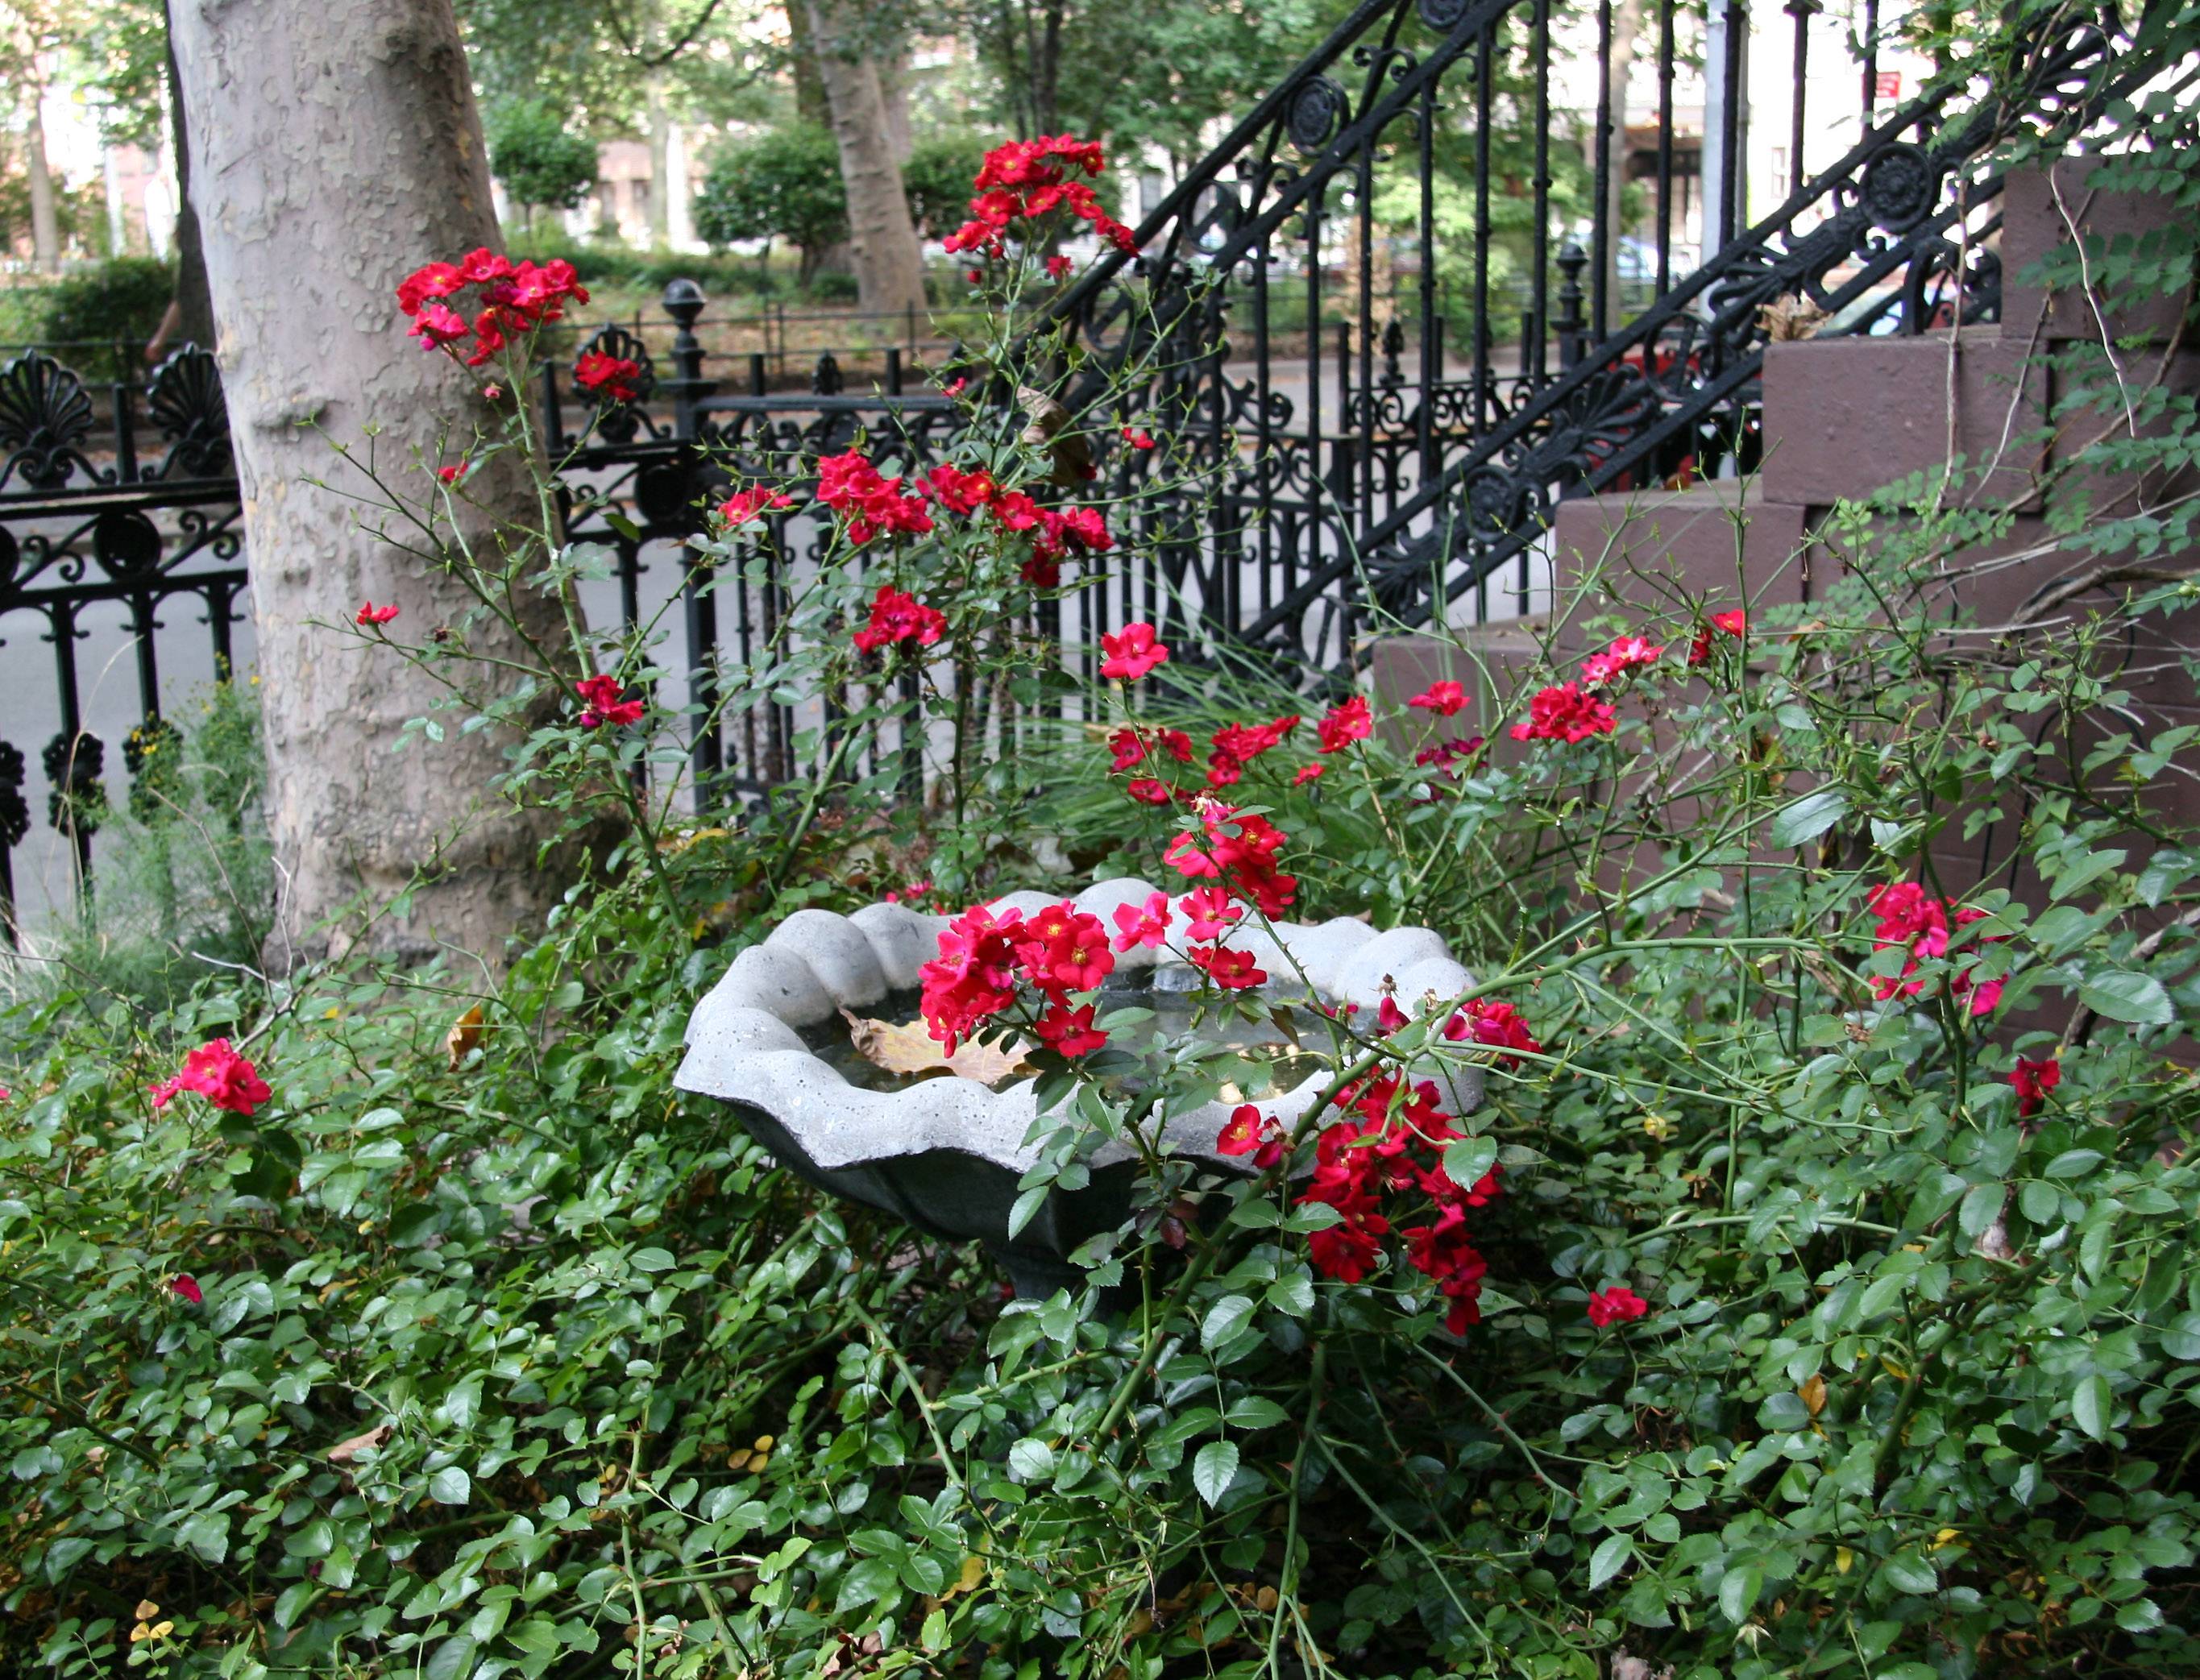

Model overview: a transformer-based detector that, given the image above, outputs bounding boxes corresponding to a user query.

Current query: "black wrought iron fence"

[0,0,2144,935]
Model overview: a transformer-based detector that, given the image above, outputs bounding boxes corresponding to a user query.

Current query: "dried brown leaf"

[840,1009,1032,1086]
[446,1004,484,1071]
[328,1423,392,1464]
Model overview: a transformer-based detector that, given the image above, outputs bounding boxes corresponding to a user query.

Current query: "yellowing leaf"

[1835,1547,1854,1575]
[940,1555,987,1600]
[1880,1355,1911,1381]
[135,1601,160,1621]
[841,1010,1032,1087]
[1799,1374,1826,1417]
[446,1005,485,1070]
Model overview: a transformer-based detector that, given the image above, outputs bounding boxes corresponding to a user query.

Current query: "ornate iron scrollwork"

[93,510,164,583]
[0,352,98,492]
[1286,75,1350,153]
[1858,143,1940,232]
[146,344,233,479]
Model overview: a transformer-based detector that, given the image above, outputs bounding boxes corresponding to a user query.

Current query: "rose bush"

[6,126,2200,1680]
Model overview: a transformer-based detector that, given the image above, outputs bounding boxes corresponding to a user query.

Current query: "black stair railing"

[1051,0,2128,668]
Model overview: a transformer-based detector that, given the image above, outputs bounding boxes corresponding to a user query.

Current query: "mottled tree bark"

[171,0,579,969]
[803,0,926,317]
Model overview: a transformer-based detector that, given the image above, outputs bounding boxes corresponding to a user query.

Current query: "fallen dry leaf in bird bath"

[840,1009,1032,1087]
[446,1005,485,1070]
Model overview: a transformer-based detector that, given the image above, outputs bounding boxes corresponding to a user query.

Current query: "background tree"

[456,0,776,244]
[486,98,598,228]
[169,0,581,965]
[0,2,64,268]
[692,122,845,282]
[802,0,925,316]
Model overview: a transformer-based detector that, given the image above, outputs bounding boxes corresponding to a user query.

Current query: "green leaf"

[1192,1439,1239,1508]
[1007,1438,1056,1483]
[427,1465,472,1505]
[177,1510,230,1565]
[1266,1274,1314,1317]
[1770,789,1848,848]
[2161,1313,2200,1361]
[630,1247,676,1272]
[1442,1135,1499,1188]
[1958,1183,2003,1239]
[2044,1148,2103,1179]
[1006,1184,1051,1240]
[2079,969,2174,1026]
[1202,1294,1258,1350]
[1718,1562,1763,1623]
[2073,1373,2112,1441]
[1881,1552,1938,1596]
[1588,1532,1633,1590]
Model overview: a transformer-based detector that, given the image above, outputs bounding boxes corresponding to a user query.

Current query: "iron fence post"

[662,278,708,443]
[1555,241,1588,371]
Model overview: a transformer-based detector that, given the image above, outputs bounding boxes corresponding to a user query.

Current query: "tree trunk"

[170,0,582,969]
[24,68,60,270]
[803,0,926,317]
[784,0,831,127]
[644,66,672,246]
[164,23,217,350]
[878,46,912,164]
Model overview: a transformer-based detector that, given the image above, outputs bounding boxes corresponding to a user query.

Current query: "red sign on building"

[1872,70,1902,99]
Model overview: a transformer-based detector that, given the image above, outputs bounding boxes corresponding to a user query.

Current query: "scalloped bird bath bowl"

[675,877,1482,1297]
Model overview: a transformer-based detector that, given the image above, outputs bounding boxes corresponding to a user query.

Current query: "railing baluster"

[1658,0,1676,291]
[1593,0,1614,339]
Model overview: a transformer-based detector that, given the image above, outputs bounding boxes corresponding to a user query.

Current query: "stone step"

[2000,157,2190,346]
[1758,326,2047,512]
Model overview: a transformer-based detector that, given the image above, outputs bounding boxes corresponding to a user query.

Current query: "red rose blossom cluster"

[355,601,400,626]
[719,485,795,525]
[943,135,1138,260]
[919,900,1119,1056]
[1866,882,2003,1014]
[1164,801,1297,922]
[1579,633,1665,687]
[2011,1054,2061,1116]
[1408,679,1468,716]
[1297,1068,1503,1333]
[1442,998,1543,1067]
[1317,695,1373,753]
[853,586,948,655]
[816,449,934,547]
[1586,1285,1650,1326]
[1206,714,1301,789]
[1688,608,1747,665]
[575,351,643,404]
[575,674,644,728]
[1510,681,1619,744]
[920,463,1114,584]
[1100,622,1169,681]
[396,250,587,367]
[150,1038,270,1117]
